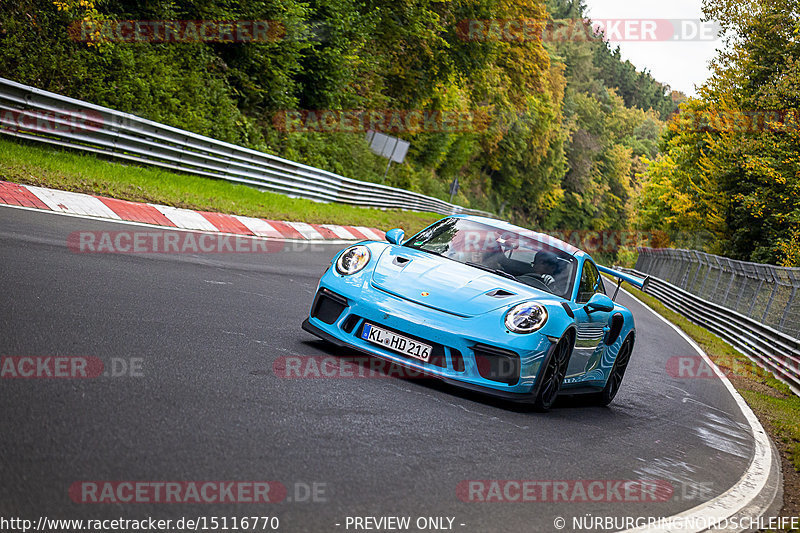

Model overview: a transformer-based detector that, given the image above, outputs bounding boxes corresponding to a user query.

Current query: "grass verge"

[616,279,800,528]
[0,137,441,233]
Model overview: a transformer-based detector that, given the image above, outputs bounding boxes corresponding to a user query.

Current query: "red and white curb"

[0,180,385,242]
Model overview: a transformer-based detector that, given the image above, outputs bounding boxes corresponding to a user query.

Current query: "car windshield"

[405,218,577,299]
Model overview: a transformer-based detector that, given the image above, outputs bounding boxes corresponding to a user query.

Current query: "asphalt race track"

[0,206,759,532]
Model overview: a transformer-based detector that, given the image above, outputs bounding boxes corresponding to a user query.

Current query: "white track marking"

[4,184,375,242]
[618,286,777,533]
[0,204,354,245]
[25,186,121,219]
[232,215,284,238]
[286,221,324,240]
[148,204,219,231]
[319,224,357,240]
[354,226,383,240]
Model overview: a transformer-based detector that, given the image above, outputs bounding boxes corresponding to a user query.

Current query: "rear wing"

[597,265,650,299]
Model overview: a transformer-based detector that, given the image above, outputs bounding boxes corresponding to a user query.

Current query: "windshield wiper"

[465,261,517,281]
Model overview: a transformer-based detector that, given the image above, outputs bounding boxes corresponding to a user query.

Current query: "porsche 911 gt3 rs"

[302,215,649,411]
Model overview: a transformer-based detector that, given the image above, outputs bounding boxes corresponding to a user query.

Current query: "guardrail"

[635,247,800,339]
[625,251,800,396]
[0,77,493,218]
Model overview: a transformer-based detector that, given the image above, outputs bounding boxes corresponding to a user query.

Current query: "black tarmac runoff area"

[0,206,758,532]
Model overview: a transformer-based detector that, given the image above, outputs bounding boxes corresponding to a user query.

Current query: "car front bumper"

[303,281,557,399]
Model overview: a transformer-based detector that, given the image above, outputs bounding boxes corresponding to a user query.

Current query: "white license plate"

[361,323,432,363]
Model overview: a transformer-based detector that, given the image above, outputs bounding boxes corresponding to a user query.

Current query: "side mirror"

[385,228,405,245]
[585,293,615,313]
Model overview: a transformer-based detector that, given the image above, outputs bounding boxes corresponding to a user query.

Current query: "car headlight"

[504,302,548,333]
[335,245,371,275]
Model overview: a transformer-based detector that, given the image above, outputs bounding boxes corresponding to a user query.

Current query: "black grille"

[473,344,520,385]
[342,314,361,333]
[310,289,347,325]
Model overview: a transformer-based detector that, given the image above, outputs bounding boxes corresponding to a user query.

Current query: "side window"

[577,261,604,303]
[589,262,605,295]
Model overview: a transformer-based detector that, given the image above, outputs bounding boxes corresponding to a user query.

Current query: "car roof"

[449,214,588,258]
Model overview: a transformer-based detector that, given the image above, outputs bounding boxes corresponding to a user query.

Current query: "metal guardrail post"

[672,250,684,283]
[666,250,678,281]
[748,264,767,317]
[698,252,713,297]
[689,250,703,291]
[678,250,690,288]
[722,260,737,307]
[781,285,797,334]
[634,248,644,272]
[710,255,725,299]
[762,276,779,324]
[735,262,752,314]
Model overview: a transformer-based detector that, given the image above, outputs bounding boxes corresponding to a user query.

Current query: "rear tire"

[589,336,633,407]
[532,333,573,412]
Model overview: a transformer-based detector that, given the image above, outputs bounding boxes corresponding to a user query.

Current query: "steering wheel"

[497,232,519,257]
[517,274,552,292]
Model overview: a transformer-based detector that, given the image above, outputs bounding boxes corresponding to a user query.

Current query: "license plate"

[361,323,432,363]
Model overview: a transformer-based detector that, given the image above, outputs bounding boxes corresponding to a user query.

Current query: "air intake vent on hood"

[392,256,411,267]
[486,288,516,298]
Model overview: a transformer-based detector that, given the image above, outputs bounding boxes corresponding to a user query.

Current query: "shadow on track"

[299,339,623,415]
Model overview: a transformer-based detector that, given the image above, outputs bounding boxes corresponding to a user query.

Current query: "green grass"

[0,137,441,234]
[615,278,800,473]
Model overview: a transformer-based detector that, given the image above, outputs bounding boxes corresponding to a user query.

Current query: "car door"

[566,259,611,378]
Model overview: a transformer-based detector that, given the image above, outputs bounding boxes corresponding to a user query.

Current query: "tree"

[636,0,800,265]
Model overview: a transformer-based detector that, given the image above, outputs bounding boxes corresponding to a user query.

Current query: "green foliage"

[1,0,670,242]
[593,44,676,121]
[542,0,669,235]
[636,0,800,265]
[615,246,638,268]
[0,137,440,232]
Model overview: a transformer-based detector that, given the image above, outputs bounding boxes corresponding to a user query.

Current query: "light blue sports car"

[302,215,649,411]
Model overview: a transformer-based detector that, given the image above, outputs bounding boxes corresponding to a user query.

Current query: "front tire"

[532,333,573,412]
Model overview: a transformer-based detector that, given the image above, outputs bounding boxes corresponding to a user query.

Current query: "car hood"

[370,246,555,317]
